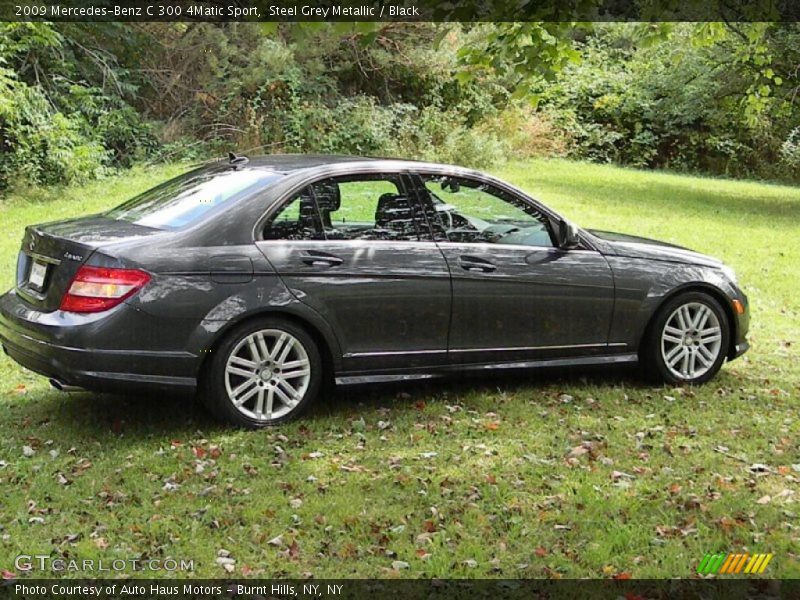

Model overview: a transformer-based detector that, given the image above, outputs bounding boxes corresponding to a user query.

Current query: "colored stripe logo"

[697,553,773,574]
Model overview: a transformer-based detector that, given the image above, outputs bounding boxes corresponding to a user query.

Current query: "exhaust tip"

[49,378,83,392]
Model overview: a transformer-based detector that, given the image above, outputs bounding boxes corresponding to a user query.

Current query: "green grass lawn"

[0,159,798,579]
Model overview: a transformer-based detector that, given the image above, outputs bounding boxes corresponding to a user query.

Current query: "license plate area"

[28,260,48,291]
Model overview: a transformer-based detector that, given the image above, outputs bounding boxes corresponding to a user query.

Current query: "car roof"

[205,154,470,175]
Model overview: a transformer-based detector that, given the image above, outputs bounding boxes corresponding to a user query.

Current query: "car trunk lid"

[17,215,161,312]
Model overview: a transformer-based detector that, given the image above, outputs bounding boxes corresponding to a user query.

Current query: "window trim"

[256,171,436,243]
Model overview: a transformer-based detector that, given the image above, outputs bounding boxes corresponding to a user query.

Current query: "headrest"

[314,181,340,212]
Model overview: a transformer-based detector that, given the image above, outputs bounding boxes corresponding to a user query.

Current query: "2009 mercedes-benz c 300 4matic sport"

[0,155,749,428]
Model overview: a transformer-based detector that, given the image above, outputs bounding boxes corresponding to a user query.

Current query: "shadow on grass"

[8,364,648,439]
[322,364,645,412]
[13,362,751,440]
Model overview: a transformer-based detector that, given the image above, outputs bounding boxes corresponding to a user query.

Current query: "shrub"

[0,66,110,190]
[780,128,800,171]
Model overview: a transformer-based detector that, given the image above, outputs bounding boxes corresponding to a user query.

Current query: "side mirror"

[557,219,580,249]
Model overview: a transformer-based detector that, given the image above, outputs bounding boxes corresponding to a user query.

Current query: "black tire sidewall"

[644,291,730,385]
[204,317,322,428]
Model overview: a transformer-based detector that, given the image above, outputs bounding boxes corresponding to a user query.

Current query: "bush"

[477,105,570,160]
[780,128,800,171]
[0,67,109,190]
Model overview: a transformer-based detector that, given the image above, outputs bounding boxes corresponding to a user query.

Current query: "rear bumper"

[0,289,198,393]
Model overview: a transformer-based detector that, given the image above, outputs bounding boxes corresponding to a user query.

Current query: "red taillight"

[60,266,150,313]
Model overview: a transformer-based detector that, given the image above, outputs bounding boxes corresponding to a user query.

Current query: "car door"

[409,172,616,365]
[255,172,451,373]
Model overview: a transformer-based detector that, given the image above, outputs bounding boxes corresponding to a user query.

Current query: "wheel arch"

[196,308,340,387]
[639,282,738,361]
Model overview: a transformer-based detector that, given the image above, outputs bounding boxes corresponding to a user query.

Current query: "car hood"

[588,229,723,268]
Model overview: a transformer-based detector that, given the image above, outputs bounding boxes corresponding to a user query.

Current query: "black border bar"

[3,579,800,600]
[1,0,799,22]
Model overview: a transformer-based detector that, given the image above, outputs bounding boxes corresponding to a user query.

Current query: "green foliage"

[534,23,800,181]
[0,21,798,191]
[0,62,109,188]
[0,23,154,190]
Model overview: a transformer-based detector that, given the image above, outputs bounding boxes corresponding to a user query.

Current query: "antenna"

[228,152,249,168]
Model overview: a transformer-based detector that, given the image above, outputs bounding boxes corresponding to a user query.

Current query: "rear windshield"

[107,167,281,229]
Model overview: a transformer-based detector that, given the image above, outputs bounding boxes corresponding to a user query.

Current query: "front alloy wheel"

[660,302,723,380]
[642,291,730,385]
[204,318,322,427]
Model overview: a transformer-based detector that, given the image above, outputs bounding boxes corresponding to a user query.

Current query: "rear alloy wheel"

[204,318,322,427]
[643,292,730,385]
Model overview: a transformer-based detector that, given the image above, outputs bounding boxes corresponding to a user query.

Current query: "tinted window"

[262,187,325,240]
[263,174,429,242]
[418,175,554,247]
[108,168,281,230]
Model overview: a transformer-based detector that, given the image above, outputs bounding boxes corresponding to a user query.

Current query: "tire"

[640,291,730,385]
[202,317,323,428]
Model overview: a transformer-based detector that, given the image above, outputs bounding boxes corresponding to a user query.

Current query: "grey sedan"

[0,155,749,427]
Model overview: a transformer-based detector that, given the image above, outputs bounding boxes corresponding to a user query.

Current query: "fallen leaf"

[93,537,109,550]
[534,547,548,557]
[392,560,409,570]
[756,495,771,504]
[569,445,589,457]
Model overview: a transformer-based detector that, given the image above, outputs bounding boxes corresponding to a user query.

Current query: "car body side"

[0,158,749,393]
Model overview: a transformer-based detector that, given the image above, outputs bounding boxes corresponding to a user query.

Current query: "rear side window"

[108,168,281,230]
[262,174,429,242]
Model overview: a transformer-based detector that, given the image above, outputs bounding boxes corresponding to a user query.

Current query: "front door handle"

[458,255,496,273]
[301,251,343,267]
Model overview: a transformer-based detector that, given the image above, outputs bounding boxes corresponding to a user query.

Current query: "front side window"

[417,175,554,247]
[108,167,281,230]
[263,174,429,242]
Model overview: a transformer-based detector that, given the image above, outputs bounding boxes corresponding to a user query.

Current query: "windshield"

[107,167,281,229]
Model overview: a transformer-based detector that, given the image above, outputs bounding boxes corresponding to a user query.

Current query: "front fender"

[606,257,740,350]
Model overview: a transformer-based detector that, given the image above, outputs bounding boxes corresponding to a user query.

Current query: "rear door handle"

[301,251,343,267]
[458,255,496,273]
